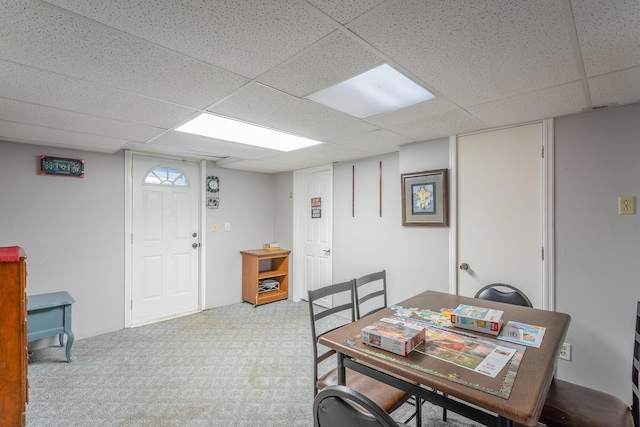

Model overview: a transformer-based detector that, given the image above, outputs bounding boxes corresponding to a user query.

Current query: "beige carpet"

[27,299,484,427]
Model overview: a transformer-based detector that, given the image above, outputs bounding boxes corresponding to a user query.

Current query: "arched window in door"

[143,166,189,186]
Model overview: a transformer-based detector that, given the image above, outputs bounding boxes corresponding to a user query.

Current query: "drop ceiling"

[1,0,638,173]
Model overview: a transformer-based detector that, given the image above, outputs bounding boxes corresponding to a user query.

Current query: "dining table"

[318,290,571,427]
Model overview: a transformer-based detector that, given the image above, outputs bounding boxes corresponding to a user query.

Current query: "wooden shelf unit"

[240,249,291,306]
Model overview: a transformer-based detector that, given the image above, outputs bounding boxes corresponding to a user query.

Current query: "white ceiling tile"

[589,68,640,108]
[45,0,337,78]
[150,130,280,159]
[572,0,640,77]
[0,98,162,143]
[467,82,587,127]
[125,141,226,162]
[258,31,383,97]
[0,120,129,152]
[365,97,459,128]
[330,129,412,155]
[389,110,486,141]
[347,0,579,106]
[216,159,295,173]
[307,0,386,24]
[0,61,197,129]
[0,0,248,109]
[260,142,371,167]
[208,83,379,141]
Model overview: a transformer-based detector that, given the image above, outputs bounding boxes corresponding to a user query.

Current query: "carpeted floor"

[26,299,484,427]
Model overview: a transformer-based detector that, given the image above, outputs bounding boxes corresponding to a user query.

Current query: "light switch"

[224,223,231,232]
[618,196,635,215]
[212,223,218,232]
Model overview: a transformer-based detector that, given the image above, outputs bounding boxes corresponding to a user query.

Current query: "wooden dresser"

[0,246,28,427]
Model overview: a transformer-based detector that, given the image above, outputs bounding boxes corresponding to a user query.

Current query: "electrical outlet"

[619,196,635,215]
[560,342,571,361]
[212,223,218,232]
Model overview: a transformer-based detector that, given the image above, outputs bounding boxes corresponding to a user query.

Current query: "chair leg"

[403,396,422,427]
[442,394,447,421]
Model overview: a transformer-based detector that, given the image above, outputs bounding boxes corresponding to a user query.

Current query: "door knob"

[323,249,331,255]
[192,232,198,238]
[459,263,469,271]
[192,243,199,249]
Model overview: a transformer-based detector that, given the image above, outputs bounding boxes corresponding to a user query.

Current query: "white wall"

[0,141,125,340]
[398,139,451,298]
[333,154,402,300]
[204,163,276,308]
[554,102,640,403]
[331,139,451,307]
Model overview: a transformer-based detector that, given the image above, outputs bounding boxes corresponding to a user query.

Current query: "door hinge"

[541,145,544,158]
[541,247,544,260]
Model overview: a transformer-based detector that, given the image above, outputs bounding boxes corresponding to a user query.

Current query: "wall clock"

[207,176,219,193]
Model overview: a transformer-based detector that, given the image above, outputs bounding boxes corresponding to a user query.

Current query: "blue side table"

[27,291,75,363]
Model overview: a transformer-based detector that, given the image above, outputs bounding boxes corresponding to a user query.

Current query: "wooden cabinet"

[240,249,291,306]
[0,246,28,427]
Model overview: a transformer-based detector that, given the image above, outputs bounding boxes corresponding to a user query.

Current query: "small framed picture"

[40,156,84,178]
[401,169,448,226]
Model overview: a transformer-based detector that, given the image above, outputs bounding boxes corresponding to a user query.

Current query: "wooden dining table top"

[318,290,571,426]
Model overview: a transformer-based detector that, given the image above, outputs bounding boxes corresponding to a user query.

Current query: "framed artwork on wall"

[401,168,448,226]
[39,156,84,178]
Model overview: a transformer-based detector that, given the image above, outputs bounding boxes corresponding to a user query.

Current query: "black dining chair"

[313,385,410,427]
[474,283,532,307]
[307,281,409,415]
[475,283,634,427]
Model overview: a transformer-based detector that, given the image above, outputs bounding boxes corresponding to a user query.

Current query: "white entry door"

[293,164,333,307]
[457,123,544,308]
[131,155,200,325]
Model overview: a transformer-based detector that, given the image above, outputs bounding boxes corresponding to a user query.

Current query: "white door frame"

[448,119,555,311]
[124,151,206,328]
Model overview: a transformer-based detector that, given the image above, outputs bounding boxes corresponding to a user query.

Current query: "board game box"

[450,304,504,335]
[361,317,426,356]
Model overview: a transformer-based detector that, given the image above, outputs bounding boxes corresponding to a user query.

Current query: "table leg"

[63,304,74,363]
[497,416,513,427]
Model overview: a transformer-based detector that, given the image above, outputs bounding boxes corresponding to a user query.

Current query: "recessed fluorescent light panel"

[306,64,435,119]
[175,113,322,152]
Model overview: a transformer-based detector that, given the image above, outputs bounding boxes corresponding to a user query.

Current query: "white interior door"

[131,155,200,325]
[457,123,544,308]
[293,165,333,307]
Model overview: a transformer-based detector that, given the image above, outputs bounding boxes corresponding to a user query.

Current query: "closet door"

[457,123,543,308]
